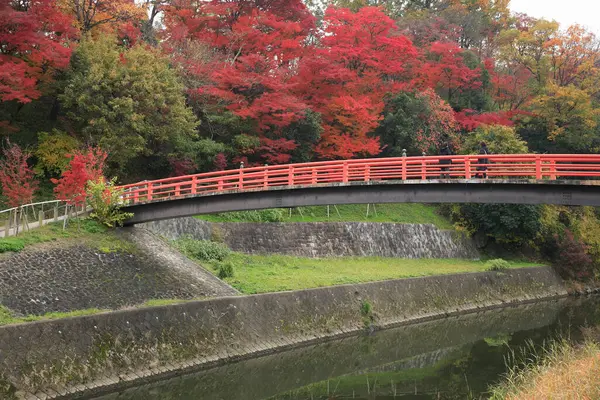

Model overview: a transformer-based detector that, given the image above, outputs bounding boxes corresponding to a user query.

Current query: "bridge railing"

[117,154,600,205]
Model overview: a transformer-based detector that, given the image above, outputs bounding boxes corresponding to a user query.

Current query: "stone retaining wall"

[0,229,236,316]
[0,266,565,399]
[140,218,479,258]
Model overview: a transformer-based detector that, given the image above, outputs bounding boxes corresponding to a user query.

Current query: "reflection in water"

[92,296,600,400]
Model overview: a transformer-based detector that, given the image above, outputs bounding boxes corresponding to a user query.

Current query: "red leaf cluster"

[0,0,76,103]
[52,148,107,206]
[0,141,38,207]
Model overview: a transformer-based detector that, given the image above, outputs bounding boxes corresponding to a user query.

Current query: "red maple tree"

[0,141,38,207]
[52,148,107,206]
[0,0,76,104]
[295,6,418,159]
[418,41,482,102]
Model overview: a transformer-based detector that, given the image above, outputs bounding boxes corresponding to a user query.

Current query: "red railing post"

[238,169,244,190]
[175,184,181,198]
[191,176,197,195]
[133,189,139,204]
[218,179,224,191]
[264,166,269,189]
[364,164,370,182]
[342,162,349,183]
[402,158,407,180]
[288,166,294,186]
[550,160,557,180]
[535,155,542,179]
[465,157,471,179]
[421,158,426,180]
[147,184,153,201]
[311,168,317,185]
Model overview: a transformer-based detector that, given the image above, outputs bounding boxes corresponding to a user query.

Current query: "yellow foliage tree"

[58,0,145,33]
[530,83,598,143]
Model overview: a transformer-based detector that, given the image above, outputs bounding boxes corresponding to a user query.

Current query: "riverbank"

[0,266,566,399]
[490,326,600,399]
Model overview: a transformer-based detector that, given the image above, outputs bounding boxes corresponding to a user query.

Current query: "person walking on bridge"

[476,141,491,179]
[439,142,452,178]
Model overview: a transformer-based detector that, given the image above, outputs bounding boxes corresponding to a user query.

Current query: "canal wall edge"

[0,266,566,399]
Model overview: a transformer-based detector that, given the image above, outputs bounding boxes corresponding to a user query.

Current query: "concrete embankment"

[0,266,566,399]
[140,217,479,258]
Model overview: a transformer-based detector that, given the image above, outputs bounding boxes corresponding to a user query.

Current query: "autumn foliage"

[52,148,107,206]
[2,0,600,195]
[0,141,38,207]
[0,0,76,103]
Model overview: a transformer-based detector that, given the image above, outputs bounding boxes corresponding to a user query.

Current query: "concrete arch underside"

[122,179,600,225]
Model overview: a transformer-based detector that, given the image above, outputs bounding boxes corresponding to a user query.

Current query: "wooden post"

[14,209,19,236]
[147,184,153,201]
[421,158,426,180]
[311,168,317,185]
[364,165,370,182]
[54,204,59,222]
[38,210,44,227]
[402,157,407,180]
[4,210,10,237]
[550,160,557,180]
[535,155,542,179]
[63,205,69,230]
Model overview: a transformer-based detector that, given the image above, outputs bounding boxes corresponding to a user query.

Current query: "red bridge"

[119,154,600,224]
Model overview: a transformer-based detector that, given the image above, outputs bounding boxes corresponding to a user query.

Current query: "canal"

[90,296,600,400]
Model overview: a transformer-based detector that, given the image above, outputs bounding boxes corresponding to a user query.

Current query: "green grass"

[203,253,538,294]
[0,305,108,326]
[196,203,453,229]
[0,297,211,326]
[0,218,135,254]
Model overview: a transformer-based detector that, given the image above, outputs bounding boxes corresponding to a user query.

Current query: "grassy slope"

[196,203,453,229]
[205,253,538,294]
[0,219,134,254]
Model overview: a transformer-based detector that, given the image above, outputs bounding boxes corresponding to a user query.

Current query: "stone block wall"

[140,218,479,259]
[0,266,565,398]
[0,229,237,316]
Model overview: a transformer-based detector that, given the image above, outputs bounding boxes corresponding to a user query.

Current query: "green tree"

[283,110,322,163]
[60,36,198,176]
[377,90,458,156]
[461,125,528,154]
[455,203,542,245]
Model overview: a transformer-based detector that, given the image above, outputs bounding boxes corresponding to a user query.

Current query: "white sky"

[509,0,600,34]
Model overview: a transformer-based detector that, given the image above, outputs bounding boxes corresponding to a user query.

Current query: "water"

[92,296,600,400]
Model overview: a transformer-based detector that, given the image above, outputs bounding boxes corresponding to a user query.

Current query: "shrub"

[485,258,510,271]
[0,238,25,253]
[217,261,235,279]
[77,218,106,234]
[552,229,595,281]
[86,177,133,228]
[360,300,372,316]
[175,238,231,262]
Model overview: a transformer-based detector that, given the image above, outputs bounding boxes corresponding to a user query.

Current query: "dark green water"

[92,296,600,400]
